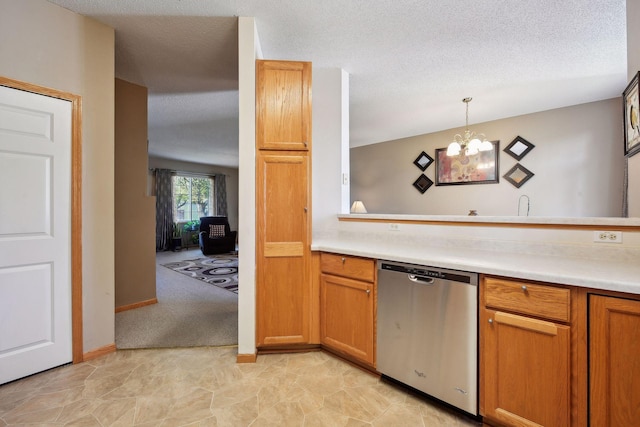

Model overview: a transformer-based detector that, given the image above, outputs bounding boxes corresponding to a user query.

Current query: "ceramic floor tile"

[61,414,102,426]
[0,347,481,426]
[134,395,176,424]
[302,406,351,427]
[343,385,391,418]
[210,395,259,425]
[252,401,305,426]
[372,403,426,426]
[323,390,377,423]
[91,397,137,426]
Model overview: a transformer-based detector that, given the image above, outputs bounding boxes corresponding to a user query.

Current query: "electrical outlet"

[593,231,622,244]
[388,223,400,231]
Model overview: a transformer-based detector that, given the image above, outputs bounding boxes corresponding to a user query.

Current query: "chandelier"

[446,97,493,156]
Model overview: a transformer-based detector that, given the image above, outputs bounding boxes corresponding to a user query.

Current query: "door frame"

[0,76,83,363]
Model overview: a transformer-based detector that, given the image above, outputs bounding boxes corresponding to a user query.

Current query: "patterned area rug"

[162,254,238,294]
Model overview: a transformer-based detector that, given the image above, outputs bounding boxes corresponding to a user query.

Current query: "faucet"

[518,195,530,216]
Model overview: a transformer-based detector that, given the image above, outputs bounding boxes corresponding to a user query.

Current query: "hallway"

[115,249,238,349]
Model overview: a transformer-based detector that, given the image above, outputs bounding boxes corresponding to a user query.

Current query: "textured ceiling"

[47,0,627,168]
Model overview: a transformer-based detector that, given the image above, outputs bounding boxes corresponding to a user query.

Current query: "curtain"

[215,174,228,216]
[155,169,174,251]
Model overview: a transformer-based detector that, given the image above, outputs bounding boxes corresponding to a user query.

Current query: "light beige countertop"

[312,230,640,295]
[337,213,640,227]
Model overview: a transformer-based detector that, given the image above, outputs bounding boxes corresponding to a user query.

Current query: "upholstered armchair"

[198,216,237,255]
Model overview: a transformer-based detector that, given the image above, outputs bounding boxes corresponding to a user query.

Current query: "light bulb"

[447,142,461,156]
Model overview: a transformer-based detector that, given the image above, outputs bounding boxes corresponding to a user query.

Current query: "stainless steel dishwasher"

[377,260,478,415]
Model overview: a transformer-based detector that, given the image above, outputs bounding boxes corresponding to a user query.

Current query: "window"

[172,175,215,222]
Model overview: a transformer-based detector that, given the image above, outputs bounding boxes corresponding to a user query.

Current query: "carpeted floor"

[115,249,238,349]
[161,254,238,294]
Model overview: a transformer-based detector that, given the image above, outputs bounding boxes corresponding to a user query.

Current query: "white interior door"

[0,85,72,385]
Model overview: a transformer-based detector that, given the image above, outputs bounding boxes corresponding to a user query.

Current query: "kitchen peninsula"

[314,213,640,293]
[311,213,640,426]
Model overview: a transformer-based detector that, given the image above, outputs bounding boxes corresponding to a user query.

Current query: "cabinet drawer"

[484,277,570,323]
[320,253,375,282]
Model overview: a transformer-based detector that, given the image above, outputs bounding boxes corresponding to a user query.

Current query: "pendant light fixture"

[446,97,493,156]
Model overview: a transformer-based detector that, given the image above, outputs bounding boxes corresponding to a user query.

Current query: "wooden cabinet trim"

[494,311,558,335]
[320,252,375,282]
[264,242,304,257]
[484,277,571,323]
[494,408,545,427]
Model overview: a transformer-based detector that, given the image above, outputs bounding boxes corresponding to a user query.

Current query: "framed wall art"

[435,141,500,186]
[623,71,640,157]
[504,136,534,160]
[413,151,434,171]
[412,174,433,193]
[503,163,534,188]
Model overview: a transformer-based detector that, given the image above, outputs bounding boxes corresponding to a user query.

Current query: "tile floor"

[0,347,480,426]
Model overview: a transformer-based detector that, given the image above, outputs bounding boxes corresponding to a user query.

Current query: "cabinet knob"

[304,207,308,212]
[303,141,308,147]
[488,318,493,324]
[366,289,371,295]
[521,285,528,292]
[341,257,346,264]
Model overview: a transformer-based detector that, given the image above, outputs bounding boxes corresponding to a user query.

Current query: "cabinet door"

[256,152,310,346]
[482,308,571,427]
[256,60,311,151]
[320,274,374,365]
[590,295,640,426]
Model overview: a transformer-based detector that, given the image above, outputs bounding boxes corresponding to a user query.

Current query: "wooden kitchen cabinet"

[590,294,640,425]
[320,253,376,366]
[256,60,311,151]
[256,60,313,348]
[481,276,576,427]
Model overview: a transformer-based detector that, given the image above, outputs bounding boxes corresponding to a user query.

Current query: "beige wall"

[312,68,350,235]
[351,99,623,217]
[0,0,116,352]
[115,79,156,308]
[148,157,239,232]
[237,17,262,356]
[627,0,640,216]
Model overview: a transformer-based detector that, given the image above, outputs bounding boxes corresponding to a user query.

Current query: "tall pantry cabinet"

[256,60,313,347]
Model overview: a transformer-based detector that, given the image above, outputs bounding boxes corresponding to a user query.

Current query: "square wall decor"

[623,71,640,157]
[413,151,434,171]
[503,163,535,188]
[413,174,433,194]
[504,136,535,160]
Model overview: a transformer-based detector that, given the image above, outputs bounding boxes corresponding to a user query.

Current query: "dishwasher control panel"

[380,262,472,284]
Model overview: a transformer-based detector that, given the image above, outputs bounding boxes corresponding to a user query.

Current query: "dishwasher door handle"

[408,274,435,284]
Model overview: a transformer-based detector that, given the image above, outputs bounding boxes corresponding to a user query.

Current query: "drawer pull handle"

[341,257,346,264]
[488,318,493,324]
[521,285,527,291]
